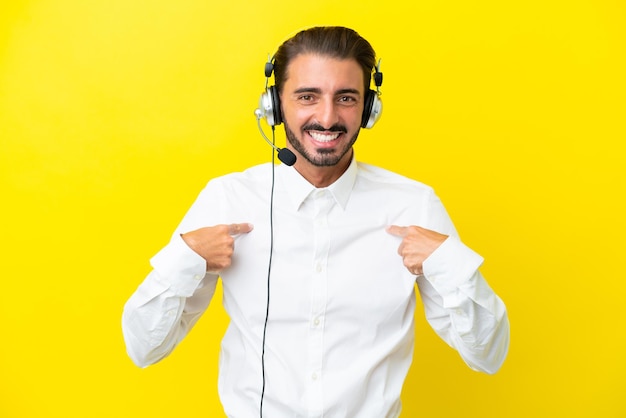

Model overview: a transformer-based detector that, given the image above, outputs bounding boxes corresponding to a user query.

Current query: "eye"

[338,96,358,105]
[298,94,315,102]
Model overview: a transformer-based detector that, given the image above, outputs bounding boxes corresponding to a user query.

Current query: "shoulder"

[355,161,434,194]
[354,161,456,235]
[205,163,273,188]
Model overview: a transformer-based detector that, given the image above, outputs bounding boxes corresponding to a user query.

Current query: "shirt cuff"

[422,236,484,302]
[149,234,208,297]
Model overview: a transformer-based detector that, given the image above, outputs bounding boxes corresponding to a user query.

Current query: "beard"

[284,121,359,167]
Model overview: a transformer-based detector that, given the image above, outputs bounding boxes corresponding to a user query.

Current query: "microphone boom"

[255,110,297,166]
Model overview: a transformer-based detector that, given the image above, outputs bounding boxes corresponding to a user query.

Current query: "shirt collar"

[278,156,358,211]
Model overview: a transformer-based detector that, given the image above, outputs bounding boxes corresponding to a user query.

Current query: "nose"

[315,97,340,129]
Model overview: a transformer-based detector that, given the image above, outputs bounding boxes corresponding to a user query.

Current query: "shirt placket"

[307,189,332,417]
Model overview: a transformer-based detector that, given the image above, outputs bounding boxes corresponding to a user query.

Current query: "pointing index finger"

[228,223,254,236]
[386,225,408,237]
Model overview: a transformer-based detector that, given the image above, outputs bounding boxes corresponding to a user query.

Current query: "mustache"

[303,123,348,133]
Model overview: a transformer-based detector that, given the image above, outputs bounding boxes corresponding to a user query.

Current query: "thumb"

[386,225,408,237]
[228,223,254,236]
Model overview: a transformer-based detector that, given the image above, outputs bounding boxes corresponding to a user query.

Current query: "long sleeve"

[418,237,510,374]
[122,234,219,367]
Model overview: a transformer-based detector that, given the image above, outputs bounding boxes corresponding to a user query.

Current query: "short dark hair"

[273,26,377,95]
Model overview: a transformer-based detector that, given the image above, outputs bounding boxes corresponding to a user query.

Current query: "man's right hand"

[181,223,253,272]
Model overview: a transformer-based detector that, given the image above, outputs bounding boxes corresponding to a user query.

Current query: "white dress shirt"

[122,157,509,417]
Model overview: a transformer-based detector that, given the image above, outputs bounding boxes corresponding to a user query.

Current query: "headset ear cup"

[269,85,282,126]
[361,89,382,129]
[361,90,374,128]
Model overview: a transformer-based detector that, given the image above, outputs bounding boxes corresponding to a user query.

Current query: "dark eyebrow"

[292,87,361,96]
[336,88,361,96]
[293,87,322,95]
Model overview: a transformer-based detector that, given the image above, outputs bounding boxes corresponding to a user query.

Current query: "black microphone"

[255,109,297,166]
[276,147,297,166]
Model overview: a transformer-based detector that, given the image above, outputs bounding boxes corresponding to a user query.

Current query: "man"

[122,26,509,417]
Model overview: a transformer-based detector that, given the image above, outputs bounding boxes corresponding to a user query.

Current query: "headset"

[256,56,384,129]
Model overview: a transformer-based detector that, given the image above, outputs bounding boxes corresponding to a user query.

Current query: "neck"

[293,150,353,188]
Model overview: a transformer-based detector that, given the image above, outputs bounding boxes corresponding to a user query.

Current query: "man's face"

[280,53,365,167]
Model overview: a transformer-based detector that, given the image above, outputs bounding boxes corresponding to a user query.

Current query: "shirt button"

[193,274,202,280]
[315,264,322,273]
[166,309,176,317]
[311,372,318,381]
[313,317,321,326]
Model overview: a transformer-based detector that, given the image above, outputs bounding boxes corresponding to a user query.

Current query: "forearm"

[122,236,218,367]
[419,237,510,374]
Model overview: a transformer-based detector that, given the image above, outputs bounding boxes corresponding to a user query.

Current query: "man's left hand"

[386,225,448,276]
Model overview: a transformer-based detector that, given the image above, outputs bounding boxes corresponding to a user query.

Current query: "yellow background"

[1,0,624,416]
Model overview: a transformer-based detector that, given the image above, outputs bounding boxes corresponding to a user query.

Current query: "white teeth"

[309,131,340,142]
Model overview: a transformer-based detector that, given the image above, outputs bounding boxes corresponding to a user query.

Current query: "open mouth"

[308,131,342,143]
